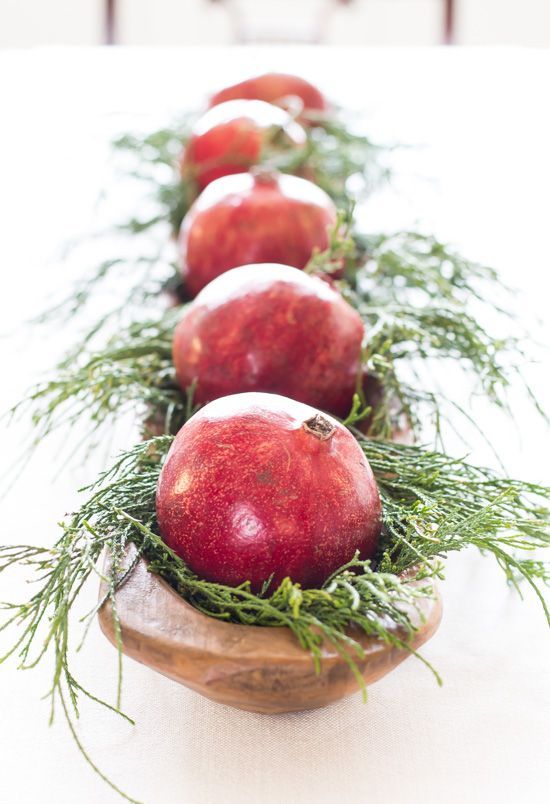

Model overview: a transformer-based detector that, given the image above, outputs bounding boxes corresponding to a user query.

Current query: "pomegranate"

[156,393,381,591]
[180,169,337,296]
[173,263,364,417]
[180,99,306,192]
[209,73,328,121]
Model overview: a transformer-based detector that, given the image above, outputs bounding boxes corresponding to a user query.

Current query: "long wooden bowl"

[99,280,425,711]
[98,545,441,714]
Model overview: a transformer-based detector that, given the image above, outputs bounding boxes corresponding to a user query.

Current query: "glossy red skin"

[173,263,364,417]
[180,99,306,191]
[156,393,381,591]
[180,171,337,296]
[209,73,328,119]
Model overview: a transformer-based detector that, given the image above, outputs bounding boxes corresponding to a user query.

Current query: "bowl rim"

[98,544,443,667]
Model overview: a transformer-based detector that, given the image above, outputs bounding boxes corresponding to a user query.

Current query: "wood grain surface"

[98,545,442,713]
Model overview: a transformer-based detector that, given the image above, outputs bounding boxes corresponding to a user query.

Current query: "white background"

[0,47,549,804]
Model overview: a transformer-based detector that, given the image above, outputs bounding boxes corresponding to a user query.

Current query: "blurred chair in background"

[443,0,454,44]
[207,0,358,44]
[3,0,548,49]
[106,0,116,44]
[104,0,455,46]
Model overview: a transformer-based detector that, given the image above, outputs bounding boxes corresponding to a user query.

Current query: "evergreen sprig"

[35,111,388,335]
[14,228,537,452]
[2,431,548,712]
[12,307,187,452]
[112,113,390,236]
[4,82,546,804]
[2,427,548,800]
[337,229,537,442]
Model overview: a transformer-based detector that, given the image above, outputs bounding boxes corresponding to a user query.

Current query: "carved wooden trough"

[98,544,442,714]
[98,338,439,713]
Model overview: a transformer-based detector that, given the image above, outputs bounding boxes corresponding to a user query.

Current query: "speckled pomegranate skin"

[180,171,337,296]
[180,99,306,191]
[209,73,328,118]
[173,264,364,417]
[156,393,381,591]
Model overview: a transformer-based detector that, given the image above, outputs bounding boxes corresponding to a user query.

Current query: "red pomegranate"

[209,73,328,121]
[179,170,337,296]
[180,99,306,192]
[156,393,382,591]
[173,263,364,417]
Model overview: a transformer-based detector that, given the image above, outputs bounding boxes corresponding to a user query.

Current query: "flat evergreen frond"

[10,308,187,448]
[31,248,181,340]
[32,121,192,334]
[7,93,547,804]
[358,300,517,439]
[113,115,391,233]
[2,432,547,798]
[112,121,191,169]
[312,225,540,441]
[356,231,502,306]
[2,432,547,688]
[297,118,392,206]
[334,231,539,441]
[33,113,390,338]
[357,437,549,604]
[307,224,527,442]
[18,222,536,454]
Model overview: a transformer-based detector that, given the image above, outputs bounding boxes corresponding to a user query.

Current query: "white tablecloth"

[0,46,549,804]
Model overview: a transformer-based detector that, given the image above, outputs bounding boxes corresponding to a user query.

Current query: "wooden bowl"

[98,273,428,710]
[98,545,441,714]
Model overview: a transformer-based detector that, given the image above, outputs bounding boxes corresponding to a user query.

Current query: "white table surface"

[0,46,549,804]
